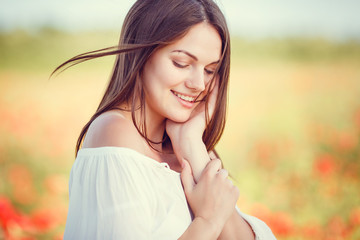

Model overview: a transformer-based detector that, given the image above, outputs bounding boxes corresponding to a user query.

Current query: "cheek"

[143,67,168,95]
[151,71,176,92]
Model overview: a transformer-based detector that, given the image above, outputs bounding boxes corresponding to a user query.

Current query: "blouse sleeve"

[63,150,155,240]
[236,206,277,240]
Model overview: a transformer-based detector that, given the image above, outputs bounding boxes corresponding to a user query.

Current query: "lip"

[171,90,198,108]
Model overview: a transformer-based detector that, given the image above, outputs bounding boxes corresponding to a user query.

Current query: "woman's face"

[142,22,222,123]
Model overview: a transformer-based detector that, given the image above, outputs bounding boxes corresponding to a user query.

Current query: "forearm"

[177,138,210,182]
[218,210,255,240]
[178,217,220,240]
[178,139,255,240]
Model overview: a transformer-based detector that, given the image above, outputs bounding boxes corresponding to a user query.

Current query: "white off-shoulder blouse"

[63,147,276,240]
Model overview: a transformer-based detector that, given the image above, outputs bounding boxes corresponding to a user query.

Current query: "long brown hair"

[52,0,231,156]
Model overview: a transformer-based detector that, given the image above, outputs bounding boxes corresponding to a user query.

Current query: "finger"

[231,185,240,199]
[226,178,235,188]
[203,158,222,176]
[180,160,195,194]
[216,168,229,179]
[208,150,217,160]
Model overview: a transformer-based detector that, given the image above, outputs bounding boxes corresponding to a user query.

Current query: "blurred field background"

[1,1,360,239]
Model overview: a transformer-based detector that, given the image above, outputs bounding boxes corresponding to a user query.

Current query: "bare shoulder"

[82,110,145,152]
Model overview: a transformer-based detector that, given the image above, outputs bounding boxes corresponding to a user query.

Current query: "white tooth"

[173,91,195,102]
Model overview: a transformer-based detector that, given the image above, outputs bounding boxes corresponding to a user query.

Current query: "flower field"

[0,30,360,239]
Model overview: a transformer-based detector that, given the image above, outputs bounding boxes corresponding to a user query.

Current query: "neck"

[143,105,166,151]
[119,101,167,152]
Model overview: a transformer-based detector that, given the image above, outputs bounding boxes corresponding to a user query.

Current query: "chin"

[167,112,192,123]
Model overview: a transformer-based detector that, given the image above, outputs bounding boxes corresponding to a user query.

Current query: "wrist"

[178,131,203,145]
[175,136,206,162]
[180,141,209,182]
[179,216,221,240]
[193,216,221,239]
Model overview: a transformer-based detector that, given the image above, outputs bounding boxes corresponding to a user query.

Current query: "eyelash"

[172,61,188,68]
[173,61,214,75]
[205,69,214,75]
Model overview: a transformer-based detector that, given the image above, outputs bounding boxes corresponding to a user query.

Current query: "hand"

[166,78,219,171]
[181,159,239,237]
[166,77,218,140]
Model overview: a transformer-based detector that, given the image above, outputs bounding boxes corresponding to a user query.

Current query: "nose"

[185,68,205,92]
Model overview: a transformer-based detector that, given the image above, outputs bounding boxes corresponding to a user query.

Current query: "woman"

[56,0,276,239]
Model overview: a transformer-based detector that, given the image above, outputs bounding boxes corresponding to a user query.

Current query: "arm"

[178,159,239,240]
[218,210,255,240]
[179,217,219,240]
[166,79,254,239]
[175,138,255,240]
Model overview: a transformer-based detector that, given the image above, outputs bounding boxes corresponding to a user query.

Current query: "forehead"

[164,23,222,63]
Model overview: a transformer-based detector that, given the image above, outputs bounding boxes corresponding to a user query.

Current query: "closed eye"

[205,69,214,75]
[172,61,188,68]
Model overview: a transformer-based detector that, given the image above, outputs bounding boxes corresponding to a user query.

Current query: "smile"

[171,90,196,103]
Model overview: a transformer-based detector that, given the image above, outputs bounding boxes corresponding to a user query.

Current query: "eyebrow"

[172,50,220,65]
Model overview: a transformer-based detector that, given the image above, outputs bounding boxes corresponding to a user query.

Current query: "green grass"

[1,28,360,74]
[0,28,119,73]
